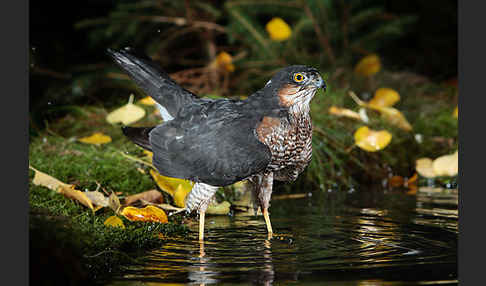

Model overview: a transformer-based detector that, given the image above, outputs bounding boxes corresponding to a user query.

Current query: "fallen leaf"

[104,216,125,229]
[173,184,191,208]
[211,52,235,72]
[121,205,168,223]
[143,150,153,160]
[369,88,401,107]
[150,169,193,197]
[328,106,362,120]
[406,185,418,195]
[348,91,412,131]
[416,151,458,178]
[372,106,413,131]
[266,17,292,41]
[84,191,109,207]
[388,176,404,188]
[29,165,73,192]
[78,132,112,145]
[58,186,94,210]
[109,192,122,214]
[138,96,156,106]
[354,54,381,77]
[124,189,164,206]
[433,151,458,177]
[354,126,392,152]
[207,201,231,215]
[106,94,146,125]
[416,158,436,178]
[406,173,418,186]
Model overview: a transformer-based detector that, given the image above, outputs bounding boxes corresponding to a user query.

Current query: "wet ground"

[106,186,458,285]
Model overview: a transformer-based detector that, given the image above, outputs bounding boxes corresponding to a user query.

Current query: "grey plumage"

[108,48,325,239]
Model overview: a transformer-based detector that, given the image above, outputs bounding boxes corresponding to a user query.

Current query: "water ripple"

[108,188,458,285]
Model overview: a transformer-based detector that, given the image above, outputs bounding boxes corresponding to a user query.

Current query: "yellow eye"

[293,73,304,82]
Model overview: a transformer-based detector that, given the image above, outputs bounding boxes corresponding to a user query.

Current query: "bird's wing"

[107,48,200,120]
[148,100,272,186]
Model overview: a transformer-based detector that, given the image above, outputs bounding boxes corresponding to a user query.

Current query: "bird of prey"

[107,48,326,241]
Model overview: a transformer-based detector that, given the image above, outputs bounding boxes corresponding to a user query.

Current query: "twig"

[272,193,309,200]
[136,15,225,33]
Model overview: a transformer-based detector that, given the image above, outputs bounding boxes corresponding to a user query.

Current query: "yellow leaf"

[348,90,411,131]
[138,96,156,106]
[106,94,146,125]
[29,165,73,192]
[143,150,153,160]
[150,169,193,197]
[354,126,392,152]
[58,186,94,210]
[207,201,231,215]
[453,106,458,118]
[416,158,435,178]
[328,106,362,120]
[369,88,401,107]
[121,205,168,223]
[433,151,458,177]
[173,184,191,208]
[104,216,125,229]
[213,52,235,72]
[78,132,112,145]
[354,54,381,77]
[374,106,413,131]
[265,17,292,41]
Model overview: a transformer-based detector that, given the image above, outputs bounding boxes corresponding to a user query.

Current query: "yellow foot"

[262,208,273,239]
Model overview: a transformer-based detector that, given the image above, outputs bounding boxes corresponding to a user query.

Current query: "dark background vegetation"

[30,0,457,119]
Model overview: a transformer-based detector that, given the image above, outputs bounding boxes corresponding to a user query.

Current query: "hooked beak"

[312,73,326,91]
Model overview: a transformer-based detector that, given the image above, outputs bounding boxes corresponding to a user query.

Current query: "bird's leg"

[262,207,273,239]
[184,183,218,242]
[250,173,274,239]
[199,210,205,242]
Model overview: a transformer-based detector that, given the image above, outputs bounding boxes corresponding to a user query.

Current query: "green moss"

[29,107,189,282]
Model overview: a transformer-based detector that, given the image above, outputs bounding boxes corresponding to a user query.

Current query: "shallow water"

[107,186,458,285]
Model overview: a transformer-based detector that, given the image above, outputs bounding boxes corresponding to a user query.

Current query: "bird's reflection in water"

[186,220,276,286]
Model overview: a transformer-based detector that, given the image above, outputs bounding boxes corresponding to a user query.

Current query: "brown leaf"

[388,176,404,188]
[124,189,164,206]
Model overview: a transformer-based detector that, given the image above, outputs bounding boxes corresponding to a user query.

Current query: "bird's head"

[264,65,325,109]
